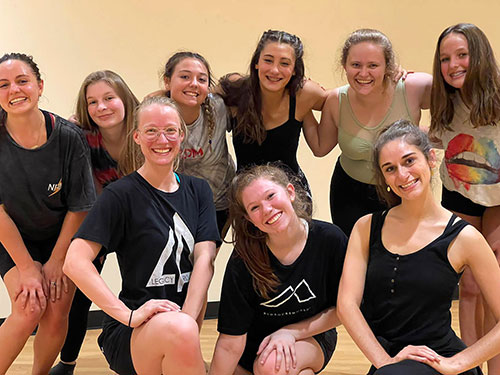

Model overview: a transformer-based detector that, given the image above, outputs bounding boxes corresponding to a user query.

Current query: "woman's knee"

[374,360,437,375]
[146,312,200,346]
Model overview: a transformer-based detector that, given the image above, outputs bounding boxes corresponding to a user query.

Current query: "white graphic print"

[146,213,195,292]
[260,279,316,308]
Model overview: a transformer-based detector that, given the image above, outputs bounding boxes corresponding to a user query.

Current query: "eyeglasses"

[138,127,181,141]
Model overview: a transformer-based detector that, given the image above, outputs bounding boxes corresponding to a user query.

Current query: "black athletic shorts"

[238,327,337,373]
[97,317,136,375]
[442,187,486,217]
[0,235,57,278]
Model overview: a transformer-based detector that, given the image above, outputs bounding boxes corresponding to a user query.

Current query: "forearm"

[209,334,246,375]
[0,205,35,271]
[278,306,340,340]
[50,210,88,261]
[64,239,131,325]
[338,301,392,368]
[182,243,216,319]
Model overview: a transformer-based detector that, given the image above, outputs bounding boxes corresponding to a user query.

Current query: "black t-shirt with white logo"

[0,111,96,241]
[75,172,220,310]
[218,220,347,365]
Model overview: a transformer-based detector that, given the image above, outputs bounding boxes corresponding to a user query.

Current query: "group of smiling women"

[0,21,499,375]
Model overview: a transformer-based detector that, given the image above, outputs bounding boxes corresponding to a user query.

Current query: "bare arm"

[337,215,396,368]
[425,227,500,373]
[404,72,433,130]
[181,240,217,320]
[0,204,46,310]
[209,333,247,375]
[43,211,87,301]
[64,239,180,327]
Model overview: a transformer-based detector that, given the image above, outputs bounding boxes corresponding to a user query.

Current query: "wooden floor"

[9,301,481,375]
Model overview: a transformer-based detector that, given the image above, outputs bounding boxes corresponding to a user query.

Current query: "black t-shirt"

[75,172,220,310]
[0,111,96,241]
[218,220,347,364]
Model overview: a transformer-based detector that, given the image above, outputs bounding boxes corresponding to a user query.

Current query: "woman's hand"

[16,264,47,313]
[129,299,181,328]
[42,257,68,302]
[257,330,297,372]
[388,345,441,366]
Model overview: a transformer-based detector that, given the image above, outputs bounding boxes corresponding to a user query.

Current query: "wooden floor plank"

[9,301,483,374]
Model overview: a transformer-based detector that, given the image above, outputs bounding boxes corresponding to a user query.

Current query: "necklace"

[6,111,45,149]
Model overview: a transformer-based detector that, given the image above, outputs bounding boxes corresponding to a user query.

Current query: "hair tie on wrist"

[128,310,134,327]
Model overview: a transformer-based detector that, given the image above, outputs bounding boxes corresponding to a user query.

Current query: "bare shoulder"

[297,79,328,111]
[448,223,490,270]
[404,72,433,95]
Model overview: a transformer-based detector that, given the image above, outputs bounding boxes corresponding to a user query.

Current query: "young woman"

[162,51,235,239]
[430,23,500,373]
[50,70,140,375]
[210,165,347,375]
[219,29,328,195]
[312,28,432,236]
[0,53,96,374]
[63,96,219,375]
[338,120,500,375]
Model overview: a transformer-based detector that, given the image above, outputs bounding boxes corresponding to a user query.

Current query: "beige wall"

[1,0,499,317]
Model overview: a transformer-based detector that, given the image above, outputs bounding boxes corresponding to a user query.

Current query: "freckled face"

[241,178,296,235]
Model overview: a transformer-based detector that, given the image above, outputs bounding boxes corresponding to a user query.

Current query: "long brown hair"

[229,164,311,298]
[75,70,141,175]
[220,30,305,145]
[431,23,500,132]
[373,119,433,207]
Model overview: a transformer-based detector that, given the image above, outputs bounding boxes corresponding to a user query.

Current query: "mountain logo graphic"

[260,279,316,308]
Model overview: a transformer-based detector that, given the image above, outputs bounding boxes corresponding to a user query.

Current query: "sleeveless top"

[362,210,468,349]
[232,95,302,175]
[438,93,500,207]
[338,79,413,184]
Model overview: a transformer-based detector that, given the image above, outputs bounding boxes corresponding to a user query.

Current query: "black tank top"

[232,95,302,174]
[362,210,468,348]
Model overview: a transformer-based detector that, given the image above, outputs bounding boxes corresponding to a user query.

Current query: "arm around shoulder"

[404,72,433,110]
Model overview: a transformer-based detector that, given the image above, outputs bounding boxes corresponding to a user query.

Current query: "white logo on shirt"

[146,213,195,292]
[260,279,316,308]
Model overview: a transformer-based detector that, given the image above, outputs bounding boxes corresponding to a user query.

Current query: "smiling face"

[86,81,125,130]
[164,57,209,109]
[344,42,387,95]
[134,103,184,167]
[241,177,296,235]
[0,59,43,116]
[439,32,469,90]
[255,42,296,93]
[378,139,435,201]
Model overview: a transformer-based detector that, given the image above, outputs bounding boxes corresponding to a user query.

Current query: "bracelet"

[128,310,134,327]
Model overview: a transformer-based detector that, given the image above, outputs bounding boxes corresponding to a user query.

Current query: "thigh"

[373,360,440,375]
[254,337,325,375]
[98,318,136,375]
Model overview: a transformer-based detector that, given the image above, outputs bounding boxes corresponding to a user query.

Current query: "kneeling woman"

[210,165,347,375]
[64,96,219,375]
[338,120,500,375]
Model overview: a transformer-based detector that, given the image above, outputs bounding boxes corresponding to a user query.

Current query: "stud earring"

[387,186,391,192]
